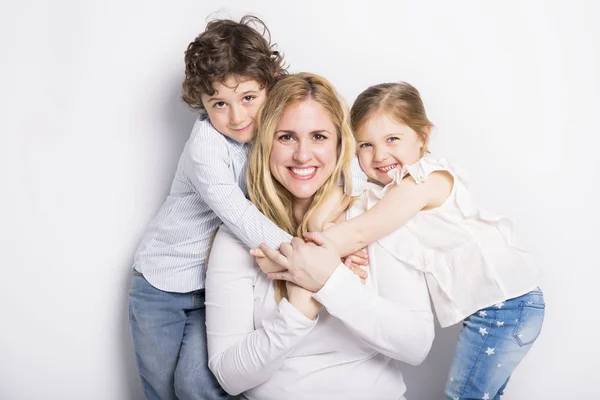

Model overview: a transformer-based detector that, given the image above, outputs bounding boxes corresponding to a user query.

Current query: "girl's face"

[269,99,339,201]
[355,112,426,185]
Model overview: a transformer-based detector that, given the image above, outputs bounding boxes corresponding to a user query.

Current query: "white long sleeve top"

[205,200,434,400]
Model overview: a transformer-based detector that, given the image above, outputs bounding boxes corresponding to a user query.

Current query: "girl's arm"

[205,225,317,396]
[323,171,453,257]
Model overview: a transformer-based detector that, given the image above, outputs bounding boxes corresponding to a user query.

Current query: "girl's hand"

[286,281,321,320]
[250,248,286,273]
[260,233,341,292]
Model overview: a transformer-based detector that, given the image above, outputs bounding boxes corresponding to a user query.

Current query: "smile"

[288,167,317,179]
[376,164,399,173]
[232,122,252,132]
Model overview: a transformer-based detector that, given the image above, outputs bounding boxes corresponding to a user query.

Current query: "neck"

[292,197,313,226]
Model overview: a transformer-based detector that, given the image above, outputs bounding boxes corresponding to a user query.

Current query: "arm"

[313,260,434,365]
[205,225,317,395]
[309,154,368,231]
[261,232,434,365]
[323,171,453,257]
[184,120,292,249]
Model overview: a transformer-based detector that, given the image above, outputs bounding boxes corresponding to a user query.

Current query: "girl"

[262,82,545,400]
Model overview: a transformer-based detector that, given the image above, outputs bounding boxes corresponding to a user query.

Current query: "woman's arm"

[313,259,434,365]
[262,232,434,365]
[205,226,318,396]
[323,171,453,257]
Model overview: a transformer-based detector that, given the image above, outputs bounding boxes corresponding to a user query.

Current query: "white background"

[1,1,598,399]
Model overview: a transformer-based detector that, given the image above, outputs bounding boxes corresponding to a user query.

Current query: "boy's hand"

[250,248,286,274]
[342,248,369,270]
[344,257,369,283]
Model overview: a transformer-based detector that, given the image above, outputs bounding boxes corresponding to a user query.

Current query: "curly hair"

[182,15,288,111]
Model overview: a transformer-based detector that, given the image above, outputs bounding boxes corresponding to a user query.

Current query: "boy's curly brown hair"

[182,15,288,111]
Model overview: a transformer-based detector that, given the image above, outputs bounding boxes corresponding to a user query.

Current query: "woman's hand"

[259,232,342,292]
[286,281,321,320]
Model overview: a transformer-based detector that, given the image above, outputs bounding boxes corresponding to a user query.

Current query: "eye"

[278,134,294,142]
[243,95,256,102]
[313,133,327,141]
[213,101,226,109]
[358,143,372,148]
[387,136,400,143]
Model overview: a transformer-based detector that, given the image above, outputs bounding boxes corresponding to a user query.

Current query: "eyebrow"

[206,90,260,103]
[275,129,333,135]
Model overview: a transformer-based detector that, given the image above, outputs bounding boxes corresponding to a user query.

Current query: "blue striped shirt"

[133,117,366,292]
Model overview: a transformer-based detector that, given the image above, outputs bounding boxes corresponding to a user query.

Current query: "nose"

[373,146,389,163]
[229,104,247,126]
[292,138,312,164]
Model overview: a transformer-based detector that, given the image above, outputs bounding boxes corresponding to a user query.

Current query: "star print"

[450,377,454,381]
[479,311,487,317]
[496,321,504,327]
[483,393,490,400]
[497,364,502,368]
[495,302,505,309]
[479,327,488,336]
[485,347,495,356]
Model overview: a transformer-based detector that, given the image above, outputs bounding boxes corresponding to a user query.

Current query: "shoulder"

[185,117,229,159]
[208,225,257,276]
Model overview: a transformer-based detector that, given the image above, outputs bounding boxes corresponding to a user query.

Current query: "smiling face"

[356,112,426,185]
[269,99,339,202]
[201,75,266,143]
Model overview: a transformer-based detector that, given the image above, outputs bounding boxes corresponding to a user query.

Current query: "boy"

[128,16,293,400]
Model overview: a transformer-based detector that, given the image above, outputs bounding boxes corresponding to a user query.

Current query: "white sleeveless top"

[363,155,541,327]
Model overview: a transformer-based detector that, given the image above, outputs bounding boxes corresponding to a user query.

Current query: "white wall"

[1,1,598,399]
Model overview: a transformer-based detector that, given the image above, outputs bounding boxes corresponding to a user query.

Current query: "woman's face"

[269,99,339,201]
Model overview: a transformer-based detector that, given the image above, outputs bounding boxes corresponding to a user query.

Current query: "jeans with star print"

[444,287,545,400]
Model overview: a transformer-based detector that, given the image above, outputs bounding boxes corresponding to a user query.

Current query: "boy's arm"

[184,120,292,249]
[322,172,453,257]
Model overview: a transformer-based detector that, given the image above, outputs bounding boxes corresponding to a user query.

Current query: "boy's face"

[201,75,266,143]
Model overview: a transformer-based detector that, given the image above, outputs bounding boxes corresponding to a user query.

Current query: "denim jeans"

[128,272,228,400]
[444,288,545,400]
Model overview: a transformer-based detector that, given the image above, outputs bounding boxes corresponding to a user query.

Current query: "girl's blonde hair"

[247,73,355,301]
[350,82,434,155]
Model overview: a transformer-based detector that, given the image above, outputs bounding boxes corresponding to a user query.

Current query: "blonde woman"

[205,73,434,400]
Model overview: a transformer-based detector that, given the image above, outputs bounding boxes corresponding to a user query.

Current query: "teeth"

[291,167,316,176]
[378,164,398,172]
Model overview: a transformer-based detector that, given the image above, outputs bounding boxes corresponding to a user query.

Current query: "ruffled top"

[362,155,540,327]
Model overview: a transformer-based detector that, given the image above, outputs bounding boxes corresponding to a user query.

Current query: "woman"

[205,73,434,400]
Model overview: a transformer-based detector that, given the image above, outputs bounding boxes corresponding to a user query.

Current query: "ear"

[420,125,432,149]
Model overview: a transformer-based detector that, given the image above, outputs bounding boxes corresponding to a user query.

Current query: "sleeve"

[205,225,318,396]
[344,154,368,196]
[183,119,293,249]
[312,245,434,366]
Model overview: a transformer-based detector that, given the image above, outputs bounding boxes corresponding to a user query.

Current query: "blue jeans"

[128,272,228,400]
[444,288,545,400]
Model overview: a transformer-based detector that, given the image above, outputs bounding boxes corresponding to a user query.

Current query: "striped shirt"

[133,116,366,293]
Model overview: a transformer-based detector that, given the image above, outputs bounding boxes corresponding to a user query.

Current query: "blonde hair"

[350,82,433,155]
[247,73,355,301]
